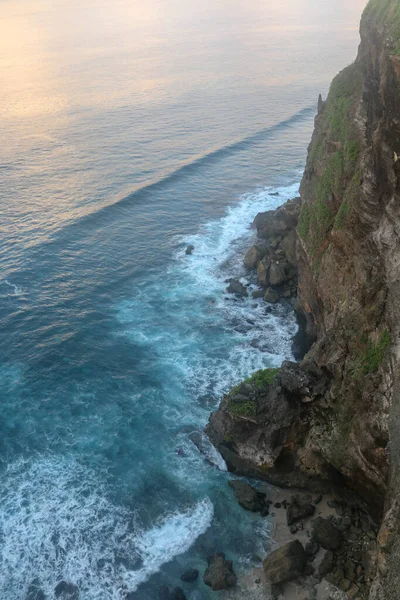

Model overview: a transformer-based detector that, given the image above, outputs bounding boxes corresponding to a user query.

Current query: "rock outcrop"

[203,553,237,591]
[244,197,301,302]
[263,540,307,585]
[208,1,400,596]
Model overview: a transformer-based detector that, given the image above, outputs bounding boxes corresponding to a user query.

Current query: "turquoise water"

[0,0,366,598]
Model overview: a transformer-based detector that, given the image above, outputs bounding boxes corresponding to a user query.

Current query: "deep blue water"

[0,1,366,598]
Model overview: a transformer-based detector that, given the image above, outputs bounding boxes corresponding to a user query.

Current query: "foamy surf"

[122,498,214,592]
[0,456,214,599]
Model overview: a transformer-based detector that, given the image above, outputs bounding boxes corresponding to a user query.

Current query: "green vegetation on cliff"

[244,368,279,388]
[363,0,400,54]
[298,62,362,266]
[351,329,391,379]
[226,368,279,418]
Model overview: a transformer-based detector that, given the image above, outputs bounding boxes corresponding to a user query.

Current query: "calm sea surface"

[0,1,366,597]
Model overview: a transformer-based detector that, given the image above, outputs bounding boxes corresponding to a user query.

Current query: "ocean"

[0,0,366,597]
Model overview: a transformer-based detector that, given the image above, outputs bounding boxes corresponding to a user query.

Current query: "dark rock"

[180,568,199,583]
[319,550,335,576]
[26,580,46,600]
[228,480,266,512]
[314,495,323,505]
[226,279,248,297]
[312,518,342,550]
[158,586,171,600]
[271,583,284,599]
[264,287,280,304]
[263,540,307,584]
[170,588,187,600]
[274,502,282,508]
[185,245,194,255]
[286,495,316,526]
[305,541,319,557]
[203,553,237,590]
[54,582,79,600]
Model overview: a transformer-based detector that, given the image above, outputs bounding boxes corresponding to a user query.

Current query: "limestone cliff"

[207,1,400,597]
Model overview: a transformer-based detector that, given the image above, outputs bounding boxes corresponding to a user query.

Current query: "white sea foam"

[2,279,23,296]
[0,457,212,599]
[122,498,214,591]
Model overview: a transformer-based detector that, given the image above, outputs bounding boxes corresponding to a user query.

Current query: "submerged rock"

[54,581,79,600]
[263,540,307,584]
[170,587,187,600]
[185,245,194,255]
[228,480,267,512]
[203,553,237,590]
[180,568,199,582]
[26,580,46,600]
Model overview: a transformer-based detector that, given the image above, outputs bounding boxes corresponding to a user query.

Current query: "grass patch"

[227,398,256,418]
[351,329,391,379]
[244,368,279,389]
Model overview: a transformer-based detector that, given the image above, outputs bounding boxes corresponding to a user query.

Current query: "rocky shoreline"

[203,196,380,600]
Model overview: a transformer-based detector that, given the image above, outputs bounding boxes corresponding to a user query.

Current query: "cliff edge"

[207,1,400,597]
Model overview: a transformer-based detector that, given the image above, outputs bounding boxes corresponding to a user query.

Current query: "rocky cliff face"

[208,1,400,597]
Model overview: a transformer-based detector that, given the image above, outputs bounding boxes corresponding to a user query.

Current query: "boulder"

[203,553,237,590]
[252,289,265,299]
[313,518,342,550]
[180,568,199,582]
[185,245,194,255]
[257,257,270,287]
[319,550,335,576]
[54,582,79,600]
[286,495,315,526]
[244,246,265,270]
[226,279,248,297]
[263,540,307,584]
[269,262,287,286]
[264,288,280,304]
[228,480,267,512]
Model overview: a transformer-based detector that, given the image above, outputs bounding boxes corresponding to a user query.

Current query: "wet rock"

[54,581,79,600]
[26,580,46,600]
[286,495,316,526]
[313,518,342,550]
[263,540,307,584]
[180,568,199,583]
[264,287,280,304]
[203,553,237,590]
[170,588,187,600]
[226,279,248,297]
[185,245,194,255]
[252,289,265,299]
[228,480,267,512]
[319,550,335,576]
[244,246,266,270]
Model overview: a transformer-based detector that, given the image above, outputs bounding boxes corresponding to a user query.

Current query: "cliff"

[207,1,400,597]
